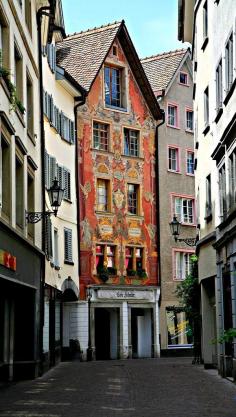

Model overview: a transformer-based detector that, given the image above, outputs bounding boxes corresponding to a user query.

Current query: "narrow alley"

[0,358,235,417]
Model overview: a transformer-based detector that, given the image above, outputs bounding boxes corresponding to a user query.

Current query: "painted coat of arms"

[113,189,125,209]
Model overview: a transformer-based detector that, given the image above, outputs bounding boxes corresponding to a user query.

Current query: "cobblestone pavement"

[0,358,236,417]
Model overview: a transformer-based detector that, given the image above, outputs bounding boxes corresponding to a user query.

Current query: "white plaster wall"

[62,302,88,359]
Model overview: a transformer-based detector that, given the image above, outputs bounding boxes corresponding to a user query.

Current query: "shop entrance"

[131,308,153,358]
[95,308,119,360]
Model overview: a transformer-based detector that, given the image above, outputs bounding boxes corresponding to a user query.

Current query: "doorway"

[131,308,152,358]
[95,308,119,360]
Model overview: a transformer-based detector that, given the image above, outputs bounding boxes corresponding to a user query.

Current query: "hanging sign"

[0,249,17,271]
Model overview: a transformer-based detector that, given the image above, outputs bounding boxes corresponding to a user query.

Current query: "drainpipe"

[155,109,165,297]
[74,94,87,278]
[36,4,52,374]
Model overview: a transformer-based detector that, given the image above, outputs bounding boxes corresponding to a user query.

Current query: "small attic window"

[112,45,118,56]
[180,72,188,85]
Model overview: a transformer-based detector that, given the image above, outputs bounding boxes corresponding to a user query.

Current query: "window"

[45,217,52,260]
[174,250,194,280]
[125,247,144,275]
[174,196,194,224]
[104,66,122,108]
[14,43,23,110]
[205,174,212,219]
[229,150,236,208]
[27,170,35,240]
[96,244,117,274]
[64,228,73,263]
[179,72,188,85]
[186,109,193,131]
[27,72,34,137]
[96,179,110,211]
[93,121,109,151]
[0,135,11,220]
[53,228,59,268]
[127,183,139,214]
[203,1,208,40]
[225,32,233,93]
[186,151,194,175]
[0,10,9,69]
[166,308,193,347]
[168,147,179,172]
[15,155,24,229]
[216,59,223,111]
[124,128,139,157]
[219,164,227,218]
[25,0,32,35]
[167,104,178,128]
[204,87,209,126]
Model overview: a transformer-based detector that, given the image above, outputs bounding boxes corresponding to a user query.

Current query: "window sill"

[64,260,74,266]
[178,82,190,87]
[201,36,209,51]
[202,124,210,136]
[105,104,127,113]
[95,210,114,215]
[122,154,144,161]
[63,198,72,204]
[214,107,223,124]
[185,129,193,134]
[92,147,113,154]
[166,124,180,130]
[186,173,195,177]
[167,169,181,175]
[223,78,236,106]
[0,76,11,100]
[180,222,196,227]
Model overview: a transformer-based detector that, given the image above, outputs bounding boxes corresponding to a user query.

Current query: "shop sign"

[128,228,141,237]
[97,289,154,302]
[0,249,17,271]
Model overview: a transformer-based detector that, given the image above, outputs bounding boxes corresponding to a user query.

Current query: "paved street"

[0,358,236,417]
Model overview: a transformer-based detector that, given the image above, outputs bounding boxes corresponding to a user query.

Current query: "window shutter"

[43,90,46,115]
[57,164,64,190]
[45,216,53,259]
[49,155,57,187]
[60,112,65,138]
[70,120,75,143]
[64,228,73,262]
[44,150,50,189]
[63,168,71,200]
[52,44,56,72]
[47,93,51,119]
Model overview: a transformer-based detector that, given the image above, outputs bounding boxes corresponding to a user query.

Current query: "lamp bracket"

[25,210,54,224]
[175,237,197,247]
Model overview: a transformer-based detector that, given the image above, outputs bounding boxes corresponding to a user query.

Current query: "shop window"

[127,183,139,215]
[124,128,139,157]
[15,155,24,230]
[96,178,110,212]
[0,135,11,220]
[104,65,125,109]
[166,308,193,347]
[93,121,109,151]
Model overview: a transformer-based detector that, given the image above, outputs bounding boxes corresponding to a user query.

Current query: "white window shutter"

[63,168,71,200]
[57,164,65,191]
[44,150,49,188]
[49,156,57,187]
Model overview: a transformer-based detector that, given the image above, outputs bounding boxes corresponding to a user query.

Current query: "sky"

[62,0,188,59]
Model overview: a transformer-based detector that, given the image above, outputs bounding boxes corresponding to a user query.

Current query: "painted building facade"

[0,0,43,380]
[57,21,163,360]
[178,0,236,379]
[142,49,195,354]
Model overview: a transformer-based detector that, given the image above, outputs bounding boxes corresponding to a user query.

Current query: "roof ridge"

[66,21,123,40]
[141,48,188,63]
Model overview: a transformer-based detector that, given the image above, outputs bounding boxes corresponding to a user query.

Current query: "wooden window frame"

[186,149,194,176]
[185,108,194,132]
[127,183,140,215]
[104,65,125,109]
[96,178,111,212]
[168,145,180,173]
[124,128,140,157]
[171,193,195,225]
[179,71,189,86]
[172,248,195,281]
[167,103,179,129]
[93,121,109,151]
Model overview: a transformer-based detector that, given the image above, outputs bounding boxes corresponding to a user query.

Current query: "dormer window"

[104,65,125,109]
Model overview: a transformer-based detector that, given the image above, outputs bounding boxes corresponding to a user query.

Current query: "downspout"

[36,5,52,374]
[155,109,165,299]
[74,94,87,278]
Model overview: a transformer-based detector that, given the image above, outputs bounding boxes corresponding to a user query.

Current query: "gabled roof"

[141,49,188,94]
[56,21,162,120]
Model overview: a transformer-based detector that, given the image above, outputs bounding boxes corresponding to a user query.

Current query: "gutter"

[155,109,165,301]
[74,92,87,279]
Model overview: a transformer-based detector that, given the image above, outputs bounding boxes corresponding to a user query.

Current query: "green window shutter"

[64,228,72,262]
[45,216,53,259]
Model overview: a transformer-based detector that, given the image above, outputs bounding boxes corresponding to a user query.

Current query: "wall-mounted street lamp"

[169,215,198,247]
[87,286,93,361]
[26,178,64,224]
